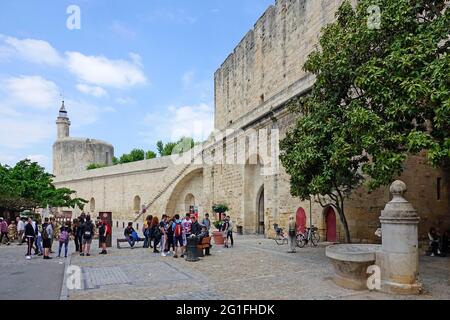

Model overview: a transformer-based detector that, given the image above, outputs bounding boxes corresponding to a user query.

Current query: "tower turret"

[56,101,70,139]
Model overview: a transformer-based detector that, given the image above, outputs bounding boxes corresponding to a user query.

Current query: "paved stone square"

[63,233,450,300]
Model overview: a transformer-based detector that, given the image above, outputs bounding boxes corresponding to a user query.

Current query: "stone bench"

[117,238,145,249]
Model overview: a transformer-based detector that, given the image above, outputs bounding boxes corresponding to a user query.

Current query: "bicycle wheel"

[296,235,306,248]
[275,238,286,245]
[311,232,320,246]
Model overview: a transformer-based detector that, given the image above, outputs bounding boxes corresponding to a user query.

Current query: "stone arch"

[89,197,96,213]
[256,185,265,234]
[243,156,264,234]
[133,195,141,213]
[166,168,204,217]
[185,193,196,212]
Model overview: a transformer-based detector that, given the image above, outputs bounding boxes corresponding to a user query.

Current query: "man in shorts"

[172,215,184,258]
[81,215,94,256]
[181,213,192,257]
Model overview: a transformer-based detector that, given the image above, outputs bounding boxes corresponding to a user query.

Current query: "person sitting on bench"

[124,222,137,248]
[198,226,211,256]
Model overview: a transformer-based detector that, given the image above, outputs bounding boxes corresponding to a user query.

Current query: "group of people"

[0,213,111,260]
[123,212,235,257]
[1,211,237,260]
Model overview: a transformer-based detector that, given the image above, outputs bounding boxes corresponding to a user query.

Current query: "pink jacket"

[0,221,8,233]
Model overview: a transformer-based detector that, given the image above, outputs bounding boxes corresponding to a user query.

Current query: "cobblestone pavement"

[64,233,450,300]
[0,243,66,300]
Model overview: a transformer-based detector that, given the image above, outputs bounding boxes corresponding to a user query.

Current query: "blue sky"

[0,0,274,171]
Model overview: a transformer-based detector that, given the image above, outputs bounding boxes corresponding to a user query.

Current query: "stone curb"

[59,253,72,300]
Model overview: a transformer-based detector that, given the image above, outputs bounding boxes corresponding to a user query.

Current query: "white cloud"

[142,103,214,143]
[3,76,60,109]
[2,36,63,66]
[0,117,53,149]
[76,84,108,97]
[66,51,147,89]
[115,97,136,105]
[64,99,115,128]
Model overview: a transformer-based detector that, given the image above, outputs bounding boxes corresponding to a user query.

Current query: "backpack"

[60,229,69,242]
[174,222,182,237]
[42,224,49,240]
[83,222,93,240]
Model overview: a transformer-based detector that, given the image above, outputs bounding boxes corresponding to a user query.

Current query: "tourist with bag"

[97,217,108,255]
[172,214,184,258]
[81,215,94,256]
[24,217,36,260]
[41,218,52,259]
[57,222,71,258]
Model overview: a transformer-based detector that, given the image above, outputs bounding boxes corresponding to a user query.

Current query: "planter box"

[213,231,225,245]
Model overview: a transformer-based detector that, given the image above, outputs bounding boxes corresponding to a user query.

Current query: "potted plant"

[212,204,229,245]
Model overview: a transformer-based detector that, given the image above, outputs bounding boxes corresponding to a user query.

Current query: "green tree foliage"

[119,148,145,164]
[280,0,449,243]
[0,160,87,211]
[145,151,157,159]
[157,137,195,157]
[87,163,108,170]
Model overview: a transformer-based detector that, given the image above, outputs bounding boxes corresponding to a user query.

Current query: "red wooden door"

[326,207,337,242]
[296,207,307,234]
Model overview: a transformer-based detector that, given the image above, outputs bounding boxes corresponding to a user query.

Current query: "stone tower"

[53,102,114,177]
[56,101,70,139]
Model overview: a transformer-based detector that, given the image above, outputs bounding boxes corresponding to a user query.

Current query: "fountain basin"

[326,244,381,291]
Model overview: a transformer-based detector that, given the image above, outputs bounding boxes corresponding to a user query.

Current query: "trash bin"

[186,236,200,262]
[237,226,243,235]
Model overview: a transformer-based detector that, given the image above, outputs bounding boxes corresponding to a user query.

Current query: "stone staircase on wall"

[133,163,192,222]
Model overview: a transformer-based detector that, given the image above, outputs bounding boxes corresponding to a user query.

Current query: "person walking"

[24,217,36,260]
[57,222,71,258]
[17,217,25,245]
[226,216,234,247]
[0,217,10,246]
[287,216,297,253]
[150,216,160,253]
[72,219,80,252]
[181,213,192,257]
[8,221,17,242]
[35,221,43,256]
[428,227,441,257]
[221,217,230,248]
[201,213,211,231]
[166,217,175,255]
[42,218,53,259]
[143,215,153,249]
[77,217,85,254]
[159,215,168,256]
[81,215,94,256]
[97,217,108,255]
[172,214,183,258]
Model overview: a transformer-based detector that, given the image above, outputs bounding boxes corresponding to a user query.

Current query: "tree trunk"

[335,205,351,244]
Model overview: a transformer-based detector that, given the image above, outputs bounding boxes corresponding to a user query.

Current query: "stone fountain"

[326,180,422,294]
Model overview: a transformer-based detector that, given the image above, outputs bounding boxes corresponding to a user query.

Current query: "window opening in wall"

[437,177,442,200]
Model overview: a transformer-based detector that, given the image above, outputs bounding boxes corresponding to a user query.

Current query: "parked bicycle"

[273,224,288,245]
[296,226,320,248]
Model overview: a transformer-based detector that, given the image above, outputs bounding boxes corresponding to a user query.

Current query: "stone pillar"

[377,180,422,294]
